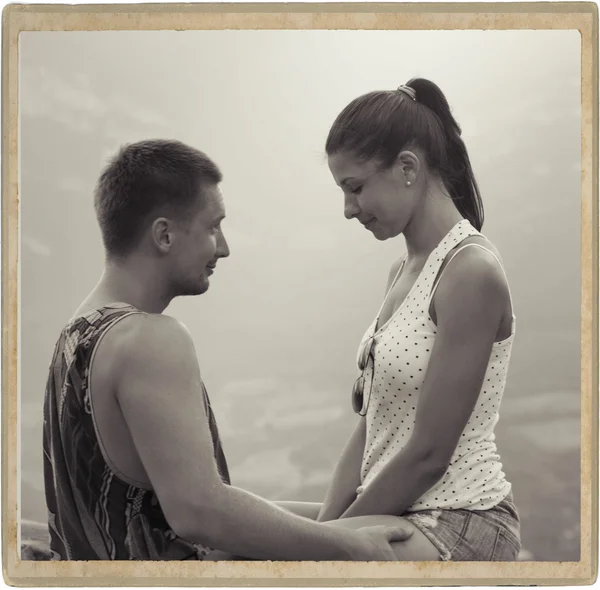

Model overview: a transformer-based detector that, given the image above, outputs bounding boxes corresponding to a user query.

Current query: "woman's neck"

[403,182,464,262]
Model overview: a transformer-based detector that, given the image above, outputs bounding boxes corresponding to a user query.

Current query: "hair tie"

[397,85,416,101]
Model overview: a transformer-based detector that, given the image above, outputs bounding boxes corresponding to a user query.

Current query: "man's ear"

[396,150,421,187]
[151,218,173,253]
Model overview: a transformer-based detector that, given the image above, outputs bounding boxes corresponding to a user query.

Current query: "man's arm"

[274,502,322,520]
[340,248,508,518]
[114,314,411,561]
[316,419,365,522]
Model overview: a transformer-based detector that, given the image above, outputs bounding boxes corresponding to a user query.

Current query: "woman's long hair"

[325,78,484,231]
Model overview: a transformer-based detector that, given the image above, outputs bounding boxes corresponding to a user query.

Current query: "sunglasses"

[352,334,376,416]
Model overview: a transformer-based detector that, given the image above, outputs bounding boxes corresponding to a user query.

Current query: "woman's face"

[328,151,418,241]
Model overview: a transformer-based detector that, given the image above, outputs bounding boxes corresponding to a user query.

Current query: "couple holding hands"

[43,78,521,562]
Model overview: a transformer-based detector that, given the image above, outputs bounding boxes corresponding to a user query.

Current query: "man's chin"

[196,279,210,295]
[178,279,210,297]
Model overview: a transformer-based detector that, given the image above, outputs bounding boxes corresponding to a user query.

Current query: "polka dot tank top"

[358,219,514,512]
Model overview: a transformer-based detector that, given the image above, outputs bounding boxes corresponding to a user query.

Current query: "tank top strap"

[63,303,143,358]
[65,302,139,333]
[415,219,481,299]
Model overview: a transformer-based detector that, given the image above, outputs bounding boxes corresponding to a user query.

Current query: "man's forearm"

[179,484,364,561]
[275,501,321,520]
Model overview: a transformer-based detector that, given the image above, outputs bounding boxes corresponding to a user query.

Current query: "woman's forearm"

[340,445,447,519]
[318,484,357,522]
[317,419,366,522]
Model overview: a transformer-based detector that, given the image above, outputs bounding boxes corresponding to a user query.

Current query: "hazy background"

[19,30,581,560]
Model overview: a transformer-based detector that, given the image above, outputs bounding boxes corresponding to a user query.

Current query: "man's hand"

[351,522,414,561]
[111,314,414,561]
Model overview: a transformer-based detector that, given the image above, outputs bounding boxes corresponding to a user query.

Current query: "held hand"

[351,522,414,561]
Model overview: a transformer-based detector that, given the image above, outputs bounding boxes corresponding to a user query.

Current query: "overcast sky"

[19,29,581,521]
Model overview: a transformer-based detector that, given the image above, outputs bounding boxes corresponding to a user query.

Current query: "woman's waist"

[411,451,509,504]
[363,414,500,450]
[408,475,512,513]
[362,431,503,482]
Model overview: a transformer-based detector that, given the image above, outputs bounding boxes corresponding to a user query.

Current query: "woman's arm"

[317,418,366,522]
[340,248,509,518]
[317,256,405,522]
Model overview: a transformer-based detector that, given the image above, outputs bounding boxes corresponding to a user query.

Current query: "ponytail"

[326,78,484,231]
[406,78,484,231]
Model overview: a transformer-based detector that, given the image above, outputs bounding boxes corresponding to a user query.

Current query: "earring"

[406,181,412,187]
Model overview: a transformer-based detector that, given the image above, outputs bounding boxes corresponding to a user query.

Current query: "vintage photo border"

[2,2,598,586]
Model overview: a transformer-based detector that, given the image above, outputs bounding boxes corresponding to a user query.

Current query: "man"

[43,139,413,561]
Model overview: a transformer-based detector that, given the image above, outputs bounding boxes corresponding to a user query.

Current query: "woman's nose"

[344,193,360,220]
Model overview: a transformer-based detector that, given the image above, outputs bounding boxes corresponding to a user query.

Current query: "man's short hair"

[94,139,222,258]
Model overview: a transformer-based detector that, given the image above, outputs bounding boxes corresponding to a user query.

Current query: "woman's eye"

[350,186,363,195]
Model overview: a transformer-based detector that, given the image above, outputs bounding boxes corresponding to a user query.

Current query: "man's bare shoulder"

[104,313,199,375]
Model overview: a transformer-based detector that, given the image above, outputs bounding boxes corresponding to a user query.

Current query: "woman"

[312,78,521,561]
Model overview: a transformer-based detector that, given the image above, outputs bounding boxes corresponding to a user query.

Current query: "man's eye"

[350,186,362,195]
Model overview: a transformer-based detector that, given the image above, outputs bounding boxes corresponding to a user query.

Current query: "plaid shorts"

[403,492,521,561]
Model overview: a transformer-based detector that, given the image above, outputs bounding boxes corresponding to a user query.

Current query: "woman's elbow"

[411,443,452,480]
[425,457,450,481]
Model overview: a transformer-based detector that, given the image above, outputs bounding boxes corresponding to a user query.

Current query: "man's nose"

[344,193,361,220]
[217,232,230,258]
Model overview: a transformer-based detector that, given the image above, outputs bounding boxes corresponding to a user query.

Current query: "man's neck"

[83,257,174,315]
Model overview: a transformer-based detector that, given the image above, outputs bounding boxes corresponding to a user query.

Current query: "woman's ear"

[151,217,173,254]
[396,150,421,187]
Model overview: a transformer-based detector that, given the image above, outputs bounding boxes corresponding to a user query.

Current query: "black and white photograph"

[4,4,596,584]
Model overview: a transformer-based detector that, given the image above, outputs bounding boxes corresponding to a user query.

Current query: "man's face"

[170,184,230,297]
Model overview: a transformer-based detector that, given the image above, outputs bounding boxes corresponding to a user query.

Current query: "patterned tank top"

[43,303,230,560]
[358,219,514,512]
